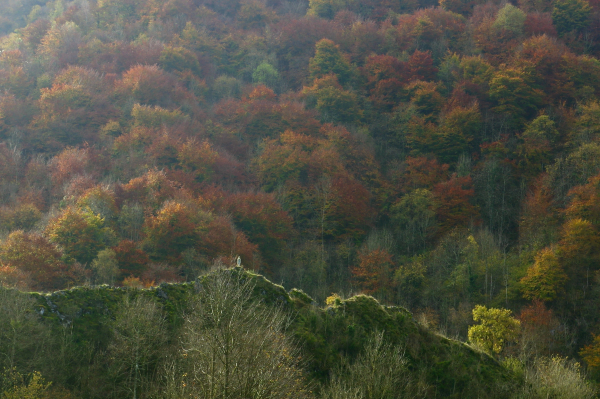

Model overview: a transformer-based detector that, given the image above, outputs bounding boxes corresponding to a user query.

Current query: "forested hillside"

[2,0,600,395]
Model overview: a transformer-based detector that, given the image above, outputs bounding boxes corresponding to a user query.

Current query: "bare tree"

[320,332,428,399]
[181,268,311,399]
[108,294,168,399]
[0,288,50,373]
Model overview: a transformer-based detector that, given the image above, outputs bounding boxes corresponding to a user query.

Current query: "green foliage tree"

[303,75,361,123]
[552,0,592,37]
[489,67,543,126]
[159,46,201,75]
[492,4,526,36]
[307,0,348,19]
[45,207,114,265]
[517,115,559,172]
[212,75,242,100]
[390,188,438,254]
[468,305,520,355]
[309,39,353,86]
[252,62,280,89]
[91,248,119,285]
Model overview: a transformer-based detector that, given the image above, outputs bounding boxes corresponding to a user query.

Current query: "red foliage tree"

[433,175,479,236]
[394,156,450,193]
[363,54,407,111]
[407,50,438,82]
[351,248,394,294]
[524,12,558,37]
[113,239,150,279]
[518,300,559,356]
[224,191,293,269]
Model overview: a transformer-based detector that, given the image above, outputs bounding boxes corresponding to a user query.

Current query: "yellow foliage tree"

[520,246,568,301]
[468,305,520,355]
[1,369,50,399]
[580,334,600,372]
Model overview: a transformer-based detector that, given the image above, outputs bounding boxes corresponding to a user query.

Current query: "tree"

[351,248,394,294]
[49,146,95,188]
[493,4,526,36]
[580,334,600,373]
[439,0,478,16]
[517,115,559,177]
[406,80,444,119]
[395,156,449,193]
[118,203,145,242]
[303,74,362,123]
[0,231,82,291]
[252,63,280,89]
[0,203,42,232]
[519,300,559,359]
[468,305,520,355]
[521,246,568,301]
[113,240,150,279]
[177,138,218,183]
[436,104,482,163]
[181,268,310,399]
[159,46,201,75]
[91,248,119,285]
[325,175,374,241]
[0,369,51,399]
[363,54,405,111]
[108,295,168,399]
[225,192,293,268]
[390,189,438,254]
[307,0,347,19]
[552,0,592,37]
[143,201,200,262]
[117,65,187,107]
[488,67,543,127]
[309,39,353,86]
[407,50,438,82]
[0,288,51,374]
[433,175,479,236]
[255,130,315,191]
[321,332,415,399]
[45,206,114,265]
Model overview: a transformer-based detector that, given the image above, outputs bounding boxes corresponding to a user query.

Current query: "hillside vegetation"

[2,0,600,395]
[0,267,519,398]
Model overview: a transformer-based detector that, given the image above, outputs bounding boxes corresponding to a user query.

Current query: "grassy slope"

[26,267,517,398]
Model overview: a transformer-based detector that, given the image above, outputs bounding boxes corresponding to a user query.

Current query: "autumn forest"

[2,0,600,396]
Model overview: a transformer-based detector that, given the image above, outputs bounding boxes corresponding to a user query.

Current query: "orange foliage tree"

[143,200,200,262]
[581,334,600,373]
[0,231,84,290]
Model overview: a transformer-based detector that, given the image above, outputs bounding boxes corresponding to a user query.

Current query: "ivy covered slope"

[26,267,517,398]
